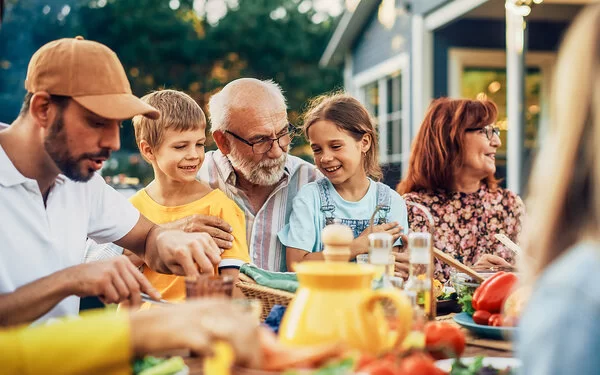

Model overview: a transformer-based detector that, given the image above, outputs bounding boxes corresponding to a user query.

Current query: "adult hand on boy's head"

[164,214,234,250]
[146,230,222,277]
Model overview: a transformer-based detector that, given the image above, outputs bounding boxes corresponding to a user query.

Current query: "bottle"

[368,232,393,287]
[403,232,434,320]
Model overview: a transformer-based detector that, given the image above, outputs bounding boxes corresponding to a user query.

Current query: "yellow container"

[278,262,412,355]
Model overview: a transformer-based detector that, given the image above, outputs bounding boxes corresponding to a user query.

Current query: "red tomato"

[360,361,399,375]
[472,310,491,325]
[356,354,378,370]
[488,313,503,327]
[397,353,445,375]
[424,321,466,359]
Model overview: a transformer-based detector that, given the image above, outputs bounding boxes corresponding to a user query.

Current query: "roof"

[319,0,380,67]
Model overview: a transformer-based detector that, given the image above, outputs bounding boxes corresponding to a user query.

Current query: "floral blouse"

[402,184,524,282]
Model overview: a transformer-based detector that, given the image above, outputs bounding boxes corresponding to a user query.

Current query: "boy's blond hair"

[133,89,206,152]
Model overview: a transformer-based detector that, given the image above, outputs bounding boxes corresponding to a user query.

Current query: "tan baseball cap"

[25,36,160,120]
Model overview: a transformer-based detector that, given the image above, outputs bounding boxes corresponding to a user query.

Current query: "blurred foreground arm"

[0,299,262,375]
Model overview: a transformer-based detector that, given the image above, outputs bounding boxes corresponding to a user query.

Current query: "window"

[361,73,405,166]
[449,48,555,189]
[460,67,542,184]
[352,54,409,180]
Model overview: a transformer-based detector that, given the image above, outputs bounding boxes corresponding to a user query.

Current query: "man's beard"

[228,147,287,186]
[43,113,111,182]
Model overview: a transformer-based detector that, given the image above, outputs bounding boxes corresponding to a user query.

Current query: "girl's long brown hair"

[397,97,499,194]
[303,93,383,181]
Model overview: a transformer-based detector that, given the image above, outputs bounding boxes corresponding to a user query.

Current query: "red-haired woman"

[397,98,524,282]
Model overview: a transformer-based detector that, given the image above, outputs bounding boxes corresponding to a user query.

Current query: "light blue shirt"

[278,178,408,253]
[518,241,600,375]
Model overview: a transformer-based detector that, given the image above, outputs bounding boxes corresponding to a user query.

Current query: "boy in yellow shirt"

[125,90,249,305]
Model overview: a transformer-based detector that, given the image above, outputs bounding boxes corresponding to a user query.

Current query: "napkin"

[239,264,298,293]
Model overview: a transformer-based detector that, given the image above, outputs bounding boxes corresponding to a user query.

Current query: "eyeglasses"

[466,125,501,140]
[225,123,295,154]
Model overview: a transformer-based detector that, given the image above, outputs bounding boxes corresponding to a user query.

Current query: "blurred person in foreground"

[0,37,221,326]
[397,98,524,282]
[197,78,320,272]
[518,5,600,375]
[122,89,250,304]
[0,299,262,374]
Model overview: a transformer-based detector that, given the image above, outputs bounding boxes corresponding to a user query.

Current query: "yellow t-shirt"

[129,188,250,304]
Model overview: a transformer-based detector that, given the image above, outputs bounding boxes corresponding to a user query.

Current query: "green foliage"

[0,0,343,162]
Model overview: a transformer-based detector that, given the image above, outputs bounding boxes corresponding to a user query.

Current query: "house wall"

[351,10,412,75]
[413,0,451,14]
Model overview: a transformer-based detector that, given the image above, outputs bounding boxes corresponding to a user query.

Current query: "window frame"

[352,53,410,169]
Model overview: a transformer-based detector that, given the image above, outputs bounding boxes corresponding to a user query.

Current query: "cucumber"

[138,356,186,375]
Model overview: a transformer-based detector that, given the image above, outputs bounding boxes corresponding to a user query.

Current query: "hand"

[352,222,404,259]
[66,257,160,306]
[147,229,222,277]
[165,214,234,250]
[392,251,410,280]
[123,249,145,269]
[130,299,262,368]
[473,254,512,269]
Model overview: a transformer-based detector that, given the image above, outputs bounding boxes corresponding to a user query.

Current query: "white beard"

[228,148,287,186]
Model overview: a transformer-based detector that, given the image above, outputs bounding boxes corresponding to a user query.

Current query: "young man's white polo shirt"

[0,145,140,323]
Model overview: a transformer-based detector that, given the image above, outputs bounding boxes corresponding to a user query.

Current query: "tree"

[0,0,343,172]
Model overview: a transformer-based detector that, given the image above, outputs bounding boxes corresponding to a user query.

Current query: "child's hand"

[351,222,404,259]
[371,221,404,242]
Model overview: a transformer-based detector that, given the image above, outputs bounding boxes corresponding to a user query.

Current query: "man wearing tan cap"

[0,37,222,325]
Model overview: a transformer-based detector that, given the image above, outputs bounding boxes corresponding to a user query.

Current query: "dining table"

[183,312,513,374]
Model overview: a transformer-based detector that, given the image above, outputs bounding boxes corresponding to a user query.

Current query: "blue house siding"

[432,19,569,97]
[413,0,451,14]
[352,10,411,75]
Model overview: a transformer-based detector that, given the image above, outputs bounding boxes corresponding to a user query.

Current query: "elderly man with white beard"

[197,78,320,272]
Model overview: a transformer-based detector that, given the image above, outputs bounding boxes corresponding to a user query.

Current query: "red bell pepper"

[472,271,518,313]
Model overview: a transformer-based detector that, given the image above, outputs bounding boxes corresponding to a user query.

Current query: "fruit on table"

[357,352,442,375]
[396,352,446,375]
[472,272,518,313]
[488,313,503,327]
[472,310,492,325]
[424,321,466,360]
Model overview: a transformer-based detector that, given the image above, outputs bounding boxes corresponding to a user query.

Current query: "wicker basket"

[236,273,295,321]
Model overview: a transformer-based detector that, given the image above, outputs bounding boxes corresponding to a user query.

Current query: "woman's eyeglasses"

[466,125,501,140]
[225,123,296,154]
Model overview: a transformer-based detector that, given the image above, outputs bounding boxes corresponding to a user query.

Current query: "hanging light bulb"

[378,0,396,30]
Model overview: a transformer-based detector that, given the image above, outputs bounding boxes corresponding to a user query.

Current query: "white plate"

[174,366,189,375]
[435,357,521,372]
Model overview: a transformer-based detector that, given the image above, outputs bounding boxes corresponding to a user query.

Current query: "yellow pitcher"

[278,261,413,355]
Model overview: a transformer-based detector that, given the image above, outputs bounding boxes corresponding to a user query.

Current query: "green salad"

[132,356,185,375]
[450,357,515,375]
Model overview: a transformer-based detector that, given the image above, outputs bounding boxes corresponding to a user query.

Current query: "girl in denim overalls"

[278,93,409,272]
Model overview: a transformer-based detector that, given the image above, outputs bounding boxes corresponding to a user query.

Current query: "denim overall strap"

[316,178,336,225]
[374,182,392,225]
